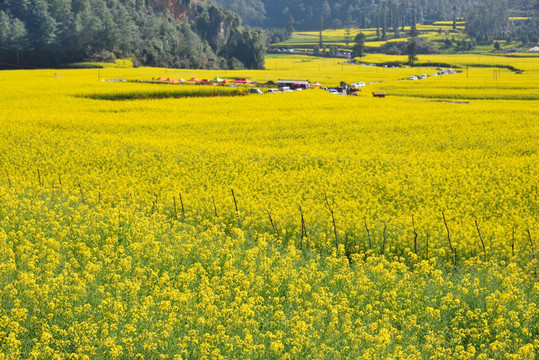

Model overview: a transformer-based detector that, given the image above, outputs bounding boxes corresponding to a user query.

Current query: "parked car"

[248,88,263,94]
[350,82,366,89]
[419,74,427,79]
[409,75,418,80]
[328,88,344,95]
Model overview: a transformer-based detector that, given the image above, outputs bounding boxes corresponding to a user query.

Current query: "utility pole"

[319,15,324,49]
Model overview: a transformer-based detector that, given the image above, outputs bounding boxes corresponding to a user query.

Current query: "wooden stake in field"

[266,208,279,240]
[442,211,456,266]
[117,206,121,230]
[212,195,218,218]
[528,229,536,260]
[426,232,430,261]
[528,229,537,278]
[150,193,157,214]
[231,189,241,228]
[412,214,418,255]
[77,179,85,204]
[344,232,353,263]
[511,226,515,258]
[324,193,339,257]
[381,224,387,255]
[173,196,178,220]
[364,218,372,251]
[299,205,308,250]
[179,192,185,219]
[37,169,43,187]
[474,219,487,261]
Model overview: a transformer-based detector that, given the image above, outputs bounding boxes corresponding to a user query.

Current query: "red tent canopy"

[165,78,180,84]
[188,77,201,82]
[311,82,323,87]
[220,79,230,84]
[200,79,210,84]
[231,78,253,84]
[156,77,165,81]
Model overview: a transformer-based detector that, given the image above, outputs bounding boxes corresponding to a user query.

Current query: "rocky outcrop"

[148,0,200,20]
[146,0,265,69]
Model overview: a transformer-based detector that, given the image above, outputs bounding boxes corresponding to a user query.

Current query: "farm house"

[277,80,310,89]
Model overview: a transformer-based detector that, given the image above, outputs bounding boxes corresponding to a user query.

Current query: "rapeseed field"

[0,54,537,359]
[277,22,465,48]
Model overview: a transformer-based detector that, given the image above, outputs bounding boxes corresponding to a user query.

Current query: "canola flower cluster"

[0,55,538,358]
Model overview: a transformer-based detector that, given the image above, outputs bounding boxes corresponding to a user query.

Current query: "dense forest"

[0,0,537,69]
[216,0,539,43]
[0,0,266,69]
[216,0,471,28]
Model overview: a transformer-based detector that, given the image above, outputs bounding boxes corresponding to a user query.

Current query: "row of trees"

[215,0,472,29]
[466,0,539,44]
[0,0,266,69]
[216,0,538,44]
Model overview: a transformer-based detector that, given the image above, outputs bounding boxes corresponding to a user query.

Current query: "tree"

[407,25,419,64]
[212,0,266,26]
[352,32,366,59]
[321,0,331,23]
[331,18,341,29]
[466,0,509,42]
[9,17,28,64]
[0,0,267,69]
[360,0,367,29]
[452,4,457,31]
[231,26,266,69]
[382,5,387,41]
[319,14,323,48]
[286,15,294,34]
[344,11,352,46]
[0,11,30,66]
[0,11,8,44]
[29,0,57,46]
[409,24,419,38]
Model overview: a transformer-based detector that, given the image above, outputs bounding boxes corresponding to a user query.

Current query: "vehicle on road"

[350,82,366,89]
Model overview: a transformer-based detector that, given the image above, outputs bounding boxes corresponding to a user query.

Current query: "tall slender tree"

[352,31,366,58]
[345,11,352,46]
[407,24,419,64]
[319,14,323,48]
